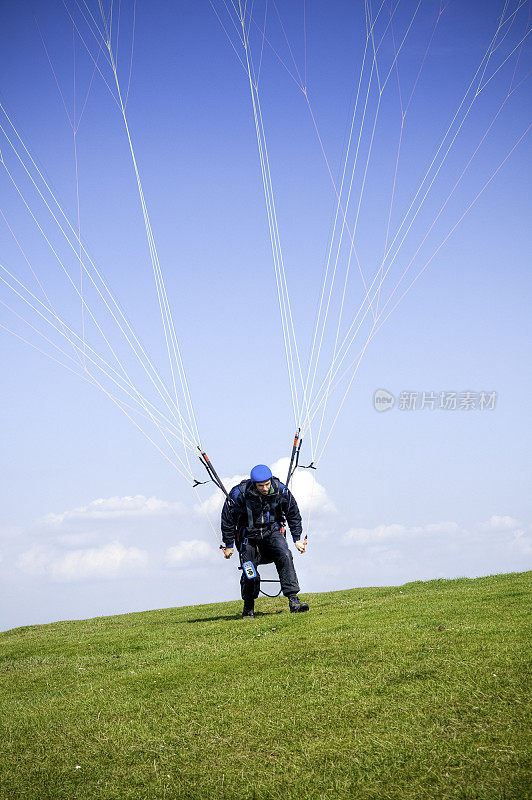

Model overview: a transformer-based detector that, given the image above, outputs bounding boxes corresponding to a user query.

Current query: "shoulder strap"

[273,477,287,494]
[237,480,255,530]
[245,500,254,530]
[231,479,248,500]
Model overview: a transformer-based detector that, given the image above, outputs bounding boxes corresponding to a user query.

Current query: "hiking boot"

[242,600,255,618]
[289,595,309,613]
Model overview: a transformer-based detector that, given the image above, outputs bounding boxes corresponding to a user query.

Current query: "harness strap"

[244,523,280,539]
[237,566,282,598]
[246,500,254,531]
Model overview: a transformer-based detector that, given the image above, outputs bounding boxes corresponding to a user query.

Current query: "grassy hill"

[1,572,530,800]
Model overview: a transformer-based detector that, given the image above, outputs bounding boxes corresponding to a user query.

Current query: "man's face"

[255,479,271,496]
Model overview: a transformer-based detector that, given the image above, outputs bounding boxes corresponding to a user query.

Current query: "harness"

[196,442,308,600]
[236,479,287,597]
[238,559,283,597]
[241,478,285,539]
[195,439,311,600]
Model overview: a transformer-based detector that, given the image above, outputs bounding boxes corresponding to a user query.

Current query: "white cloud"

[11,479,530,622]
[165,539,219,568]
[194,458,335,520]
[42,495,186,527]
[54,532,103,548]
[344,523,407,545]
[0,525,23,540]
[423,521,461,534]
[18,547,50,576]
[328,515,532,591]
[271,457,335,515]
[511,529,532,556]
[343,521,460,545]
[194,474,247,516]
[478,516,521,532]
[18,541,148,582]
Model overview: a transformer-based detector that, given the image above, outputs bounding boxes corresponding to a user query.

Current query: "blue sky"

[1,1,531,630]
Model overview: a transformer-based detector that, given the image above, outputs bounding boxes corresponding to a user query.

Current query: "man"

[221,464,309,618]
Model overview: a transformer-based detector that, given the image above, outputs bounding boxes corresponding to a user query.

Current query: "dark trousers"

[239,530,300,600]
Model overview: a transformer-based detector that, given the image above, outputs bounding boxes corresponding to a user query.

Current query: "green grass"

[1,572,530,800]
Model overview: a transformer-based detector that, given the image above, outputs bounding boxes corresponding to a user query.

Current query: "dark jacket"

[221,477,303,548]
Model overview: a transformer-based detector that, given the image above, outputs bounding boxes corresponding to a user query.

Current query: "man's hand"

[294,538,307,553]
[222,547,234,559]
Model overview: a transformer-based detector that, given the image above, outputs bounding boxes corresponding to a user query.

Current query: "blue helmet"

[250,464,272,483]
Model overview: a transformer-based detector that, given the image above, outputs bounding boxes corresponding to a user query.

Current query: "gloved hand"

[222,547,234,559]
[295,538,307,553]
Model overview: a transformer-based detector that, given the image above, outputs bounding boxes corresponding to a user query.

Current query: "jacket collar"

[247,478,277,497]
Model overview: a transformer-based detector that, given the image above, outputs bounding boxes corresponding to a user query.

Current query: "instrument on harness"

[238,561,282,598]
[242,560,257,579]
